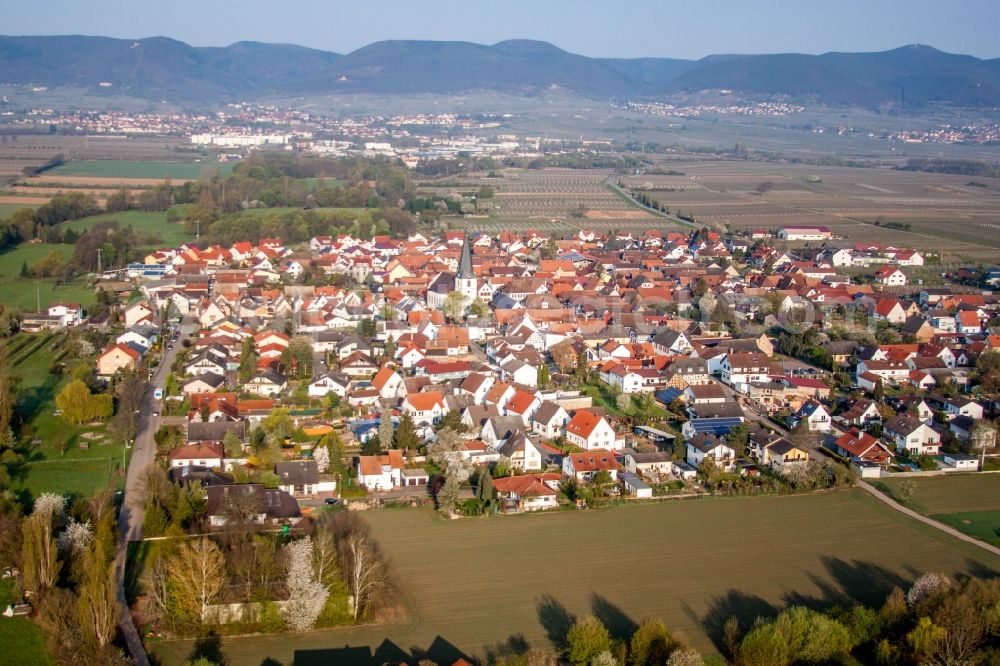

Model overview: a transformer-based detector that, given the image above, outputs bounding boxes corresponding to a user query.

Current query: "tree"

[629,619,675,666]
[167,537,226,625]
[56,379,97,424]
[362,434,382,457]
[907,572,951,609]
[493,456,512,478]
[897,479,916,503]
[725,423,750,459]
[440,409,467,434]
[238,337,258,383]
[430,427,471,480]
[538,364,550,389]
[378,411,394,452]
[443,290,466,322]
[477,468,496,508]
[394,413,419,451]
[737,606,850,666]
[313,444,330,474]
[282,537,329,631]
[21,510,59,593]
[339,530,388,621]
[665,650,703,666]
[0,350,17,442]
[437,474,461,514]
[566,615,613,665]
[111,369,146,443]
[76,511,118,650]
[970,421,996,468]
[872,378,884,402]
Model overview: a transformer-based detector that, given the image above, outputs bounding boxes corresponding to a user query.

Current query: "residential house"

[493,474,559,512]
[565,411,620,451]
[356,449,405,491]
[834,428,894,466]
[562,449,621,482]
[883,415,941,456]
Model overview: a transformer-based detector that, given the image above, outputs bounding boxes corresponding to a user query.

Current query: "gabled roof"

[566,410,608,439]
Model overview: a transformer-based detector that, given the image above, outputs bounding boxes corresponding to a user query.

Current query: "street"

[114,314,196,666]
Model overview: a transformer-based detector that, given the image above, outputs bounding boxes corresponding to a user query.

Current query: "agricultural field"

[0,243,97,311]
[621,160,1000,262]
[45,160,233,180]
[4,332,122,500]
[0,202,38,219]
[470,168,687,236]
[152,488,999,665]
[876,474,1000,546]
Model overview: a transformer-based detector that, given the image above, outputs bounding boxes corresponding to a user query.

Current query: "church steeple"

[455,232,477,304]
[457,232,474,280]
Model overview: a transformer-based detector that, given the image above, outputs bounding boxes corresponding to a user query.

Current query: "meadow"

[877,474,1000,546]
[4,332,123,500]
[62,209,194,248]
[151,488,999,665]
[0,243,97,311]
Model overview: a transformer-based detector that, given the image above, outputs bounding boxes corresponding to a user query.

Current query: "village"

[19,218,996,528]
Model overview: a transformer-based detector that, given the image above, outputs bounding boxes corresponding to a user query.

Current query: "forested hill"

[1,35,998,108]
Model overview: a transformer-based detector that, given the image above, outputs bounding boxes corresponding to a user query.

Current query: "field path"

[859,481,1000,557]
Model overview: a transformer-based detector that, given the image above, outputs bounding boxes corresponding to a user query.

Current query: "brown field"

[623,159,1000,261]
[151,489,999,666]
[584,209,654,219]
[0,195,55,205]
[25,175,192,186]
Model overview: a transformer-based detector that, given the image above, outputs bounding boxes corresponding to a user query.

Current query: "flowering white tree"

[282,537,329,631]
[57,518,93,555]
[313,445,330,474]
[666,649,705,666]
[907,572,951,608]
[34,492,67,520]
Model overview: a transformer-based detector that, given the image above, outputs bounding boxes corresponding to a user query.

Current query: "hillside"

[0,35,998,108]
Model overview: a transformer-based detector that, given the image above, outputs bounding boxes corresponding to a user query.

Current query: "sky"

[4,0,998,60]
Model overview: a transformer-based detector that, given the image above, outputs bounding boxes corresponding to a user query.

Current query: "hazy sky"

[4,0,997,59]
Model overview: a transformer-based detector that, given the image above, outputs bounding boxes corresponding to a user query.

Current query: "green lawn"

[46,160,235,180]
[876,474,1000,515]
[0,244,96,311]
[875,475,1000,548]
[62,210,193,248]
[0,580,53,666]
[151,489,999,665]
[934,511,1000,547]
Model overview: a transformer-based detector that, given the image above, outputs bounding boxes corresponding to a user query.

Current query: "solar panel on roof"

[688,417,743,435]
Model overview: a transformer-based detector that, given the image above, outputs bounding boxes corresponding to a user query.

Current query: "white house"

[685,435,736,471]
[356,450,404,491]
[884,415,941,456]
[565,411,620,451]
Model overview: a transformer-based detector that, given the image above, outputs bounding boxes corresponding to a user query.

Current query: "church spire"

[457,232,473,280]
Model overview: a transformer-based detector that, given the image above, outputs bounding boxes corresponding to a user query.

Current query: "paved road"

[859,481,1000,558]
[114,316,196,666]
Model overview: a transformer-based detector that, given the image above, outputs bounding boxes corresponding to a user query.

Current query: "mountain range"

[1,35,999,109]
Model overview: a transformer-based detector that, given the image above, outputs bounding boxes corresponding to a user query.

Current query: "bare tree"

[340,532,388,621]
[167,537,226,625]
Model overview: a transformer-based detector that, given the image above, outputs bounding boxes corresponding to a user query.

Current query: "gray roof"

[275,460,319,485]
[457,233,474,280]
[187,420,247,442]
[206,483,300,520]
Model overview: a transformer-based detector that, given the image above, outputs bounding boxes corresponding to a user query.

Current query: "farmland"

[151,488,999,665]
[877,474,1000,546]
[45,160,233,180]
[467,168,689,236]
[621,159,1000,261]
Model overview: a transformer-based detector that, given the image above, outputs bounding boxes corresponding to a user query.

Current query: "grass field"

[876,474,1000,547]
[877,474,1000,515]
[4,332,122,500]
[47,160,235,180]
[0,244,96,311]
[0,202,38,219]
[62,210,193,247]
[151,489,1000,665]
[0,580,53,666]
